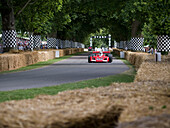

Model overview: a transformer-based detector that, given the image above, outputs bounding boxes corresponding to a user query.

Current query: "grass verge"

[0,58,136,103]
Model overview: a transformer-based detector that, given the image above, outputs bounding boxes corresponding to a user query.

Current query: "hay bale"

[135,61,170,83]
[71,48,77,54]
[0,88,123,128]
[0,49,81,72]
[0,54,27,71]
[116,114,170,128]
[125,52,153,69]
[0,82,169,127]
[110,82,170,123]
[0,55,9,71]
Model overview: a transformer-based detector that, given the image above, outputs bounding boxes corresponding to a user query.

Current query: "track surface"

[0,52,129,91]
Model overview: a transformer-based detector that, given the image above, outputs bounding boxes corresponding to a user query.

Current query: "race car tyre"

[88,56,92,63]
[108,54,112,63]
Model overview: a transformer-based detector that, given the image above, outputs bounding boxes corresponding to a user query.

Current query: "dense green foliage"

[0,0,169,47]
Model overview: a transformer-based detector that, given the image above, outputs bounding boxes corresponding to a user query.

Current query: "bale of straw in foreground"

[0,81,169,127]
[117,114,170,128]
[0,89,123,128]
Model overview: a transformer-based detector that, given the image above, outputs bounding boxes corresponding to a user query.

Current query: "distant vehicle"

[88,51,112,63]
[88,47,92,51]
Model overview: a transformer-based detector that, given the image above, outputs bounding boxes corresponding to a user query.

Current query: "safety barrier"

[0,48,84,72]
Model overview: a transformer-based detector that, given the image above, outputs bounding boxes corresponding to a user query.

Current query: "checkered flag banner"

[123,41,127,50]
[126,41,131,50]
[29,34,34,51]
[114,41,117,48]
[2,30,17,48]
[72,41,76,48]
[157,35,170,52]
[33,35,41,49]
[60,40,63,49]
[47,38,57,48]
[130,37,144,51]
[117,42,120,48]
[65,40,71,48]
[56,39,60,47]
[119,41,124,49]
[70,41,73,48]
[63,40,66,48]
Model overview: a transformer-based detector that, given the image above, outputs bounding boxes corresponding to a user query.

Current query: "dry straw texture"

[135,61,170,83]
[117,114,170,128]
[0,48,83,72]
[0,48,169,127]
[125,52,154,70]
[0,82,169,128]
[0,88,123,128]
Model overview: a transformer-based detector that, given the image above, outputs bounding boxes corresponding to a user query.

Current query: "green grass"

[0,58,136,103]
[0,52,83,74]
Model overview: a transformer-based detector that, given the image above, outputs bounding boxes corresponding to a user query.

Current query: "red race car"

[88,51,112,63]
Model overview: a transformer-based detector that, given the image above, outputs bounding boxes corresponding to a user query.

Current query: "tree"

[0,0,63,51]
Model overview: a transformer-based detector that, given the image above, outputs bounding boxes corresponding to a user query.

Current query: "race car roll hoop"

[90,34,111,48]
[88,34,112,63]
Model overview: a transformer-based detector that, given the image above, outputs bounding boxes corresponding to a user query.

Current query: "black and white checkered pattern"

[126,41,131,50]
[65,40,71,48]
[157,35,170,52]
[2,30,17,48]
[123,41,127,50]
[29,35,34,51]
[59,39,63,49]
[47,37,57,48]
[72,41,76,48]
[117,42,120,48]
[63,40,66,48]
[56,39,60,47]
[114,41,117,48]
[33,35,41,48]
[119,41,124,49]
[130,37,144,51]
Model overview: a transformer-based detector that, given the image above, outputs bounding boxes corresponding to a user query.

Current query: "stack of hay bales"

[0,48,83,72]
[117,114,170,128]
[0,54,27,71]
[0,48,169,127]
[125,51,154,70]
[112,48,123,56]
[0,82,169,127]
[0,88,123,128]
[135,60,170,83]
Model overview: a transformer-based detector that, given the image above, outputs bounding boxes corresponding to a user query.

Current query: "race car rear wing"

[93,51,110,53]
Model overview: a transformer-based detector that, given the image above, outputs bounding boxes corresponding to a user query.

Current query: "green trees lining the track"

[0,0,169,47]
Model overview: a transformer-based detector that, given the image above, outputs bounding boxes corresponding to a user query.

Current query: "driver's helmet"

[100,49,103,56]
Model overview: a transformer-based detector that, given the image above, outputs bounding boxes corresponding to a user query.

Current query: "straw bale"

[0,88,123,128]
[58,49,64,57]
[23,52,38,65]
[0,49,83,72]
[125,52,154,70]
[68,49,72,54]
[0,54,27,71]
[0,81,169,127]
[65,49,70,55]
[0,55,9,71]
[116,114,170,128]
[71,48,77,54]
[135,61,170,83]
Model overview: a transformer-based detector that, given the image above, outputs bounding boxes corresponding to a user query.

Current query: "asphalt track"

[0,52,129,91]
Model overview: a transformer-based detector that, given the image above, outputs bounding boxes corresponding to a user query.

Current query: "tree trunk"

[131,19,141,37]
[1,0,17,52]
